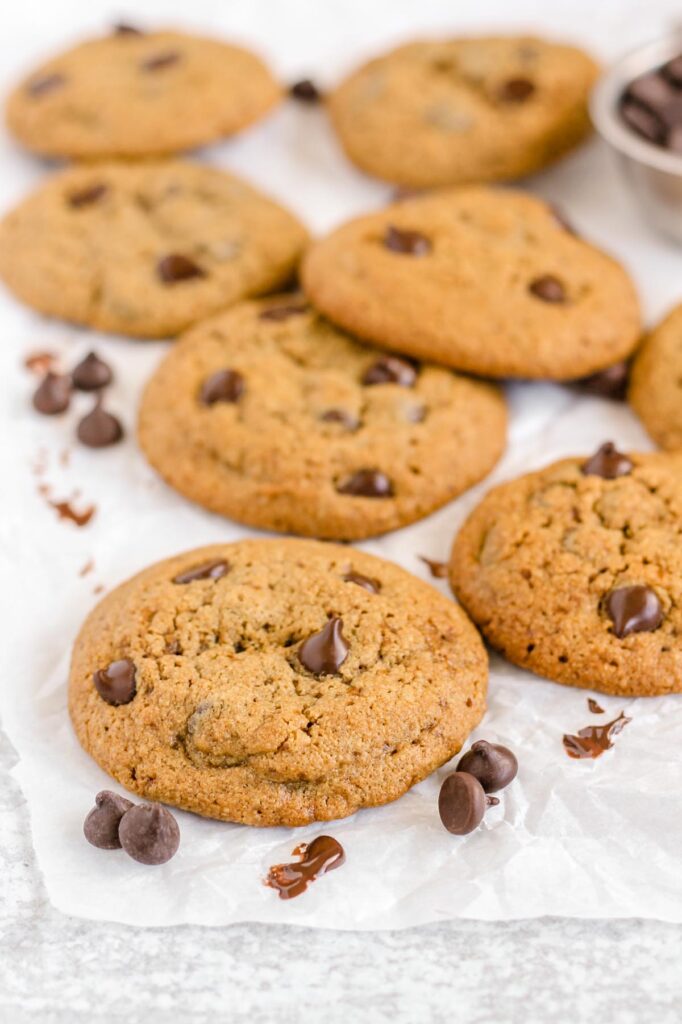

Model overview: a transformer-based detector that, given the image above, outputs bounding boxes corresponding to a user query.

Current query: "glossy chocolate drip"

[563,711,631,759]
[265,835,345,899]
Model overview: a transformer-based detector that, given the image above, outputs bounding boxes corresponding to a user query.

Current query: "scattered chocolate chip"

[290,79,322,103]
[118,803,180,865]
[498,77,535,102]
[336,469,394,498]
[93,658,137,706]
[563,711,631,759]
[200,369,245,406]
[68,183,109,209]
[574,361,629,400]
[32,372,71,415]
[342,572,380,593]
[258,302,308,321]
[298,617,349,675]
[27,72,65,97]
[72,351,113,391]
[83,790,134,850]
[141,51,181,72]
[419,556,448,579]
[320,409,359,430]
[528,275,566,303]
[438,771,487,835]
[588,698,605,714]
[384,225,431,256]
[77,397,124,448]
[457,740,518,793]
[266,835,345,899]
[113,22,144,35]
[620,100,665,144]
[157,253,205,284]
[605,585,663,639]
[362,356,417,387]
[173,559,230,584]
[581,442,633,480]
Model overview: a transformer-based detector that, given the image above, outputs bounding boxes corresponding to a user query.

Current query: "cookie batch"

[4,22,682,883]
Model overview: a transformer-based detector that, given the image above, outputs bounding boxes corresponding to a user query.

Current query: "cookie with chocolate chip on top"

[68,539,488,826]
[449,446,682,696]
[327,35,599,188]
[301,187,641,380]
[0,161,307,338]
[5,27,280,160]
[137,295,507,539]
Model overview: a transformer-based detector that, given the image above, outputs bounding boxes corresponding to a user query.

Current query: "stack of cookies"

[3,23,681,835]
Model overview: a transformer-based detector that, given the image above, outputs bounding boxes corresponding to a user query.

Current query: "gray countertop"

[1,726,679,1024]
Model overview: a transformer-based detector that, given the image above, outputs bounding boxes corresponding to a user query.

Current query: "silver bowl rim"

[590,32,682,175]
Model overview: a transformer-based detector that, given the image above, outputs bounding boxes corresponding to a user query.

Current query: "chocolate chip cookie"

[449,446,682,696]
[301,187,641,380]
[0,161,307,338]
[68,539,488,826]
[327,36,599,187]
[629,303,682,450]
[138,296,507,539]
[6,27,280,159]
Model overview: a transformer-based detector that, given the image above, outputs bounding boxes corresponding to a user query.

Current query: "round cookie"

[327,36,599,188]
[629,304,682,450]
[0,161,307,338]
[68,539,488,826]
[449,445,682,697]
[301,187,641,380]
[6,27,280,160]
[138,296,507,539]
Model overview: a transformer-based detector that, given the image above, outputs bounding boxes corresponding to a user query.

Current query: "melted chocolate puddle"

[265,835,345,899]
[24,350,57,374]
[419,556,448,579]
[587,698,605,714]
[563,712,631,759]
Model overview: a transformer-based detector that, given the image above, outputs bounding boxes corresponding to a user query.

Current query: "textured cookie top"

[328,36,599,187]
[630,304,682,450]
[5,28,280,159]
[0,161,307,338]
[68,539,487,826]
[302,187,641,380]
[449,450,682,696]
[138,296,507,539]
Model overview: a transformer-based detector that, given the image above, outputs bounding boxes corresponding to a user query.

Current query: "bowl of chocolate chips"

[591,34,682,241]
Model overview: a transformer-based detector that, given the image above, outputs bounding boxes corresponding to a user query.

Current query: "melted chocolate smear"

[384,225,431,256]
[259,301,308,322]
[141,51,181,72]
[45,493,96,527]
[113,22,144,35]
[24,351,57,375]
[419,555,448,579]
[68,183,109,209]
[563,712,631,759]
[27,72,65,97]
[173,559,230,584]
[265,835,345,900]
[588,698,605,714]
[343,571,380,594]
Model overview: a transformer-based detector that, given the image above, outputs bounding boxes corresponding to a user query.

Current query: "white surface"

[1,0,682,931]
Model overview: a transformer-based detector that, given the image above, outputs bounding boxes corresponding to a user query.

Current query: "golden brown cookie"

[68,539,488,826]
[449,445,682,697]
[328,36,599,187]
[301,187,641,380]
[138,296,507,539]
[6,26,280,160]
[629,304,682,450]
[0,161,307,338]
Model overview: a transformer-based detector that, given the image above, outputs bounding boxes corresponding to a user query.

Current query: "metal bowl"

[590,34,682,242]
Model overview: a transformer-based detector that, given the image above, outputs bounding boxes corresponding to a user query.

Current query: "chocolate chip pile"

[84,790,180,865]
[620,55,682,151]
[438,740,518,835]
[31,350,124,448]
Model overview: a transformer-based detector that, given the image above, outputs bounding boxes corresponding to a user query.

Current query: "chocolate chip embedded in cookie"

[0,161,307,338]
[630,302,682,450]
[6,29,281,160]
[301,187,640,380]
[68,538,488,826]
[449,450,682,696]
[137,296,507,540]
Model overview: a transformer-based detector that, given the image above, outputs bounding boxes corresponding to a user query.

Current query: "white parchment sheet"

[2,0,682,928]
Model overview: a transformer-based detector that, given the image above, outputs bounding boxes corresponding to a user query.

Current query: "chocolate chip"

[32,372,71,415]
[118,803,180,865]
[620,100,665,144]
[83,790,133,850]
[498,77,535,102]
[157,253,205,284]
[72,351,113,391]
[342,572,380,593]
[200,369,245,406]
[77,398,124,448]
[574,362,629,400]
[320,409,359,430]
[336,469,394,498]
[93,658,137,706]
[173,559,230,584]
[141,51,181,72]
[259,302,308,322]
[384,225,431,256]
[298,617,349,675]
[438,771,487,835]
[605,585,663,639]
[581,442,633,480]
[362,356,417,387]
[27,72,65,97]
[68,183,109,209]
[290,79,322,103]
[528,275,566,303]
[113,22,144,35]
[457,740,518,793]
